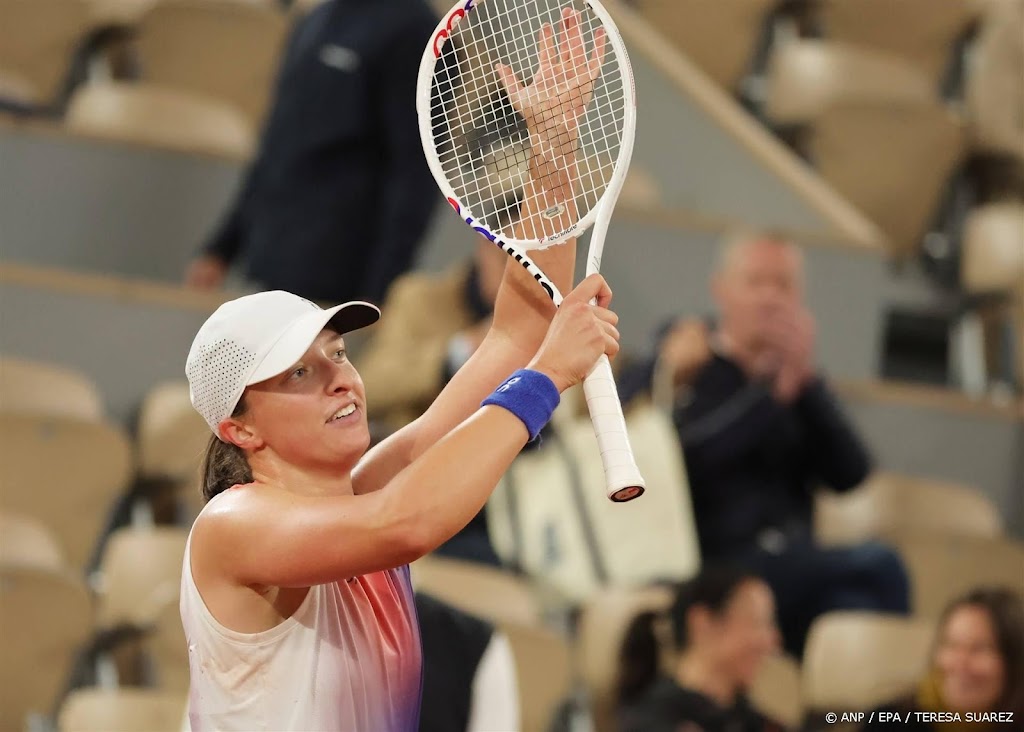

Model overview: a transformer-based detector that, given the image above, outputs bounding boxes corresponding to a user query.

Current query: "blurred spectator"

[865,587,1024,730]
[185,0,438,304]
[416,592,520,732]
[360,237,506,433]
[619,232,908,656]
[617,565,785,732]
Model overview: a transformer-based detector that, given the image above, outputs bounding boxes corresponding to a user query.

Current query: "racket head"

[417,0,636,250]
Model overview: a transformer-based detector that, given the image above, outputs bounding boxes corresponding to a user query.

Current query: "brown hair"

[200,395,252,502]
[938,587,1024,716]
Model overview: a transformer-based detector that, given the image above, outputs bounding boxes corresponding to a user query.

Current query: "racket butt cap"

[609,485,644,502]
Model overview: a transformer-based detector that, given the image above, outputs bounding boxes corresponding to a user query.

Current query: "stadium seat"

[0,65,40,108]
[410,555,544,628]
[500,621,573,732]
[134,0,288,128]
[0,511,67,571]
[630,0,777,93]
[815,471,1003,545]
[148,595,189,692]
[817,0,982,86]
[803,611,934,715]
[0,0,94,105]
[749,652,804,729]
[0,564,93,732]
[764,40,935,127]
[0,356,104,422]
[888,533,1024,618]
[762,39,967,259]
[488,404,700,604]
[575,585,674,732]
[961,202,1024,294]
[93,526,187,630]
[58,687,186,732]
[66,81,255,160]
[0,413,133,572]
[965,0,1024,159]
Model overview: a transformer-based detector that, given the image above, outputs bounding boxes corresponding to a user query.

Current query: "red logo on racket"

[432,0,475,58]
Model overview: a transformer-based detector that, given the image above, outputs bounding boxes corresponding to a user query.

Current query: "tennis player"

[179,10,614,731]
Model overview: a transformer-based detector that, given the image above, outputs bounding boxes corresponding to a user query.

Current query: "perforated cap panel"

[186,337,257,432]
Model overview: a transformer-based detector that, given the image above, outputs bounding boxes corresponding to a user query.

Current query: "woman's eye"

[334,349,347,360]
[291,367,306,379]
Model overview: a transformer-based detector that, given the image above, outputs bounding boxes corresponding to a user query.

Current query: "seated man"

[623,232,909,656]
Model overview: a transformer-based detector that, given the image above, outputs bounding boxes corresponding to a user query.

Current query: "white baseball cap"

[185,290,380,434]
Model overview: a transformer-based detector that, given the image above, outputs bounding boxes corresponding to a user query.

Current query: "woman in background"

[866,587,1024,731]
[617,565,785,732]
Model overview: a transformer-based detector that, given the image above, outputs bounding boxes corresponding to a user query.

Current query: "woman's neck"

[249,451,355,497]
[674,650,739,708]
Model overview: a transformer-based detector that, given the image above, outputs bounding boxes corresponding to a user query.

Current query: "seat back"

[631,0,777,91]
[135,0,288,127]
[0,565,93,732]
[888,533,1024,618]
[961,202,1024,294]
[0,511,66,571]
[410,555,544,628]
[803,611,934,713]
[816,471,1002,545]
[149,597,190,692]
[95,526,188,629]
[0,356,104,422]
[749,652,804,729]
[965,0,1024,157]
[501,621,573,732]
[0,0,93,102]
[136,380,211,483]
[575,585,674,732]
[58,687,186,732]
[66,81,254,159]
[819,0,981,84]
[0,414,133,571]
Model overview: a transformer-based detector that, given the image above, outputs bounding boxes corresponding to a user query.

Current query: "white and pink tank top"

[179,515,422,731]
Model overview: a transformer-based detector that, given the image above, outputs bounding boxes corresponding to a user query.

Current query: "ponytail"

[617,611,661,704]
[199,396,252,502]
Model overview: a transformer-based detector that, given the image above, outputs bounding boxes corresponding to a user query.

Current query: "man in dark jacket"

[186,0,439,304]
[620,232,910,656]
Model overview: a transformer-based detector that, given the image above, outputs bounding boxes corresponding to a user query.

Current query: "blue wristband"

[481,369,561,442]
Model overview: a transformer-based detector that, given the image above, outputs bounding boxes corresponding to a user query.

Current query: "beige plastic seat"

[631,0,777,92]
[0,65,41,106]
[818,0,982,85]
[764,40,935,126]
[94,526,188,629]
[0,511,67,571]
[500,621,573,732]
[888,533,1024,618]
[136,380,211,482]
[575,585,674,732]
[811,98,967,259]
[410,555,544,628]
[961,203,1024,294]
[749,652,804,729]
[0,356,104,422]
[815,471,1002,545]
[66,81,255,160]
[0,0,94,103]
[0,564,93,732]
[149,595,189,691]
[58,687,186,732]
[135,0,288,128]
[0,413,133,571]
[803,611,935,714]
[965,0,1024,159]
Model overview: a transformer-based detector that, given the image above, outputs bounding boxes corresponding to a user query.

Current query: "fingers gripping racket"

[417,0,643,501]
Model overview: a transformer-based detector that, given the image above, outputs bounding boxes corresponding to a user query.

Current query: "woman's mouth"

[327,404,357,423]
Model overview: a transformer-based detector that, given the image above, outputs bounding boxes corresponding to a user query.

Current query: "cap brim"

[247,301,380,385]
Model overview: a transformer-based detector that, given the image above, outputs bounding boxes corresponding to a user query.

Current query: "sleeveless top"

[179,497,423,732]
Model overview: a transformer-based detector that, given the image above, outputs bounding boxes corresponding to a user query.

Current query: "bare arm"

[353,9,605,494]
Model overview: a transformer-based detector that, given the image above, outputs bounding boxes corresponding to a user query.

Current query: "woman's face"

[239,329,371,471]
[706,579,781,687]
[936,604,1006,712]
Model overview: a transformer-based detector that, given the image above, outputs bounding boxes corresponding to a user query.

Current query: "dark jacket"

[619,676,784,732]
[205,0,439,304]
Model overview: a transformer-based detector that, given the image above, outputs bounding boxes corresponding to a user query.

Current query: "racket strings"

[430,0,626,239]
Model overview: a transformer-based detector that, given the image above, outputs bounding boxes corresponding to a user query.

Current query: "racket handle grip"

[583,355,646,502]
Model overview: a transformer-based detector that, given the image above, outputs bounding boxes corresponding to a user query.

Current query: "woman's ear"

[218,417,263,450]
